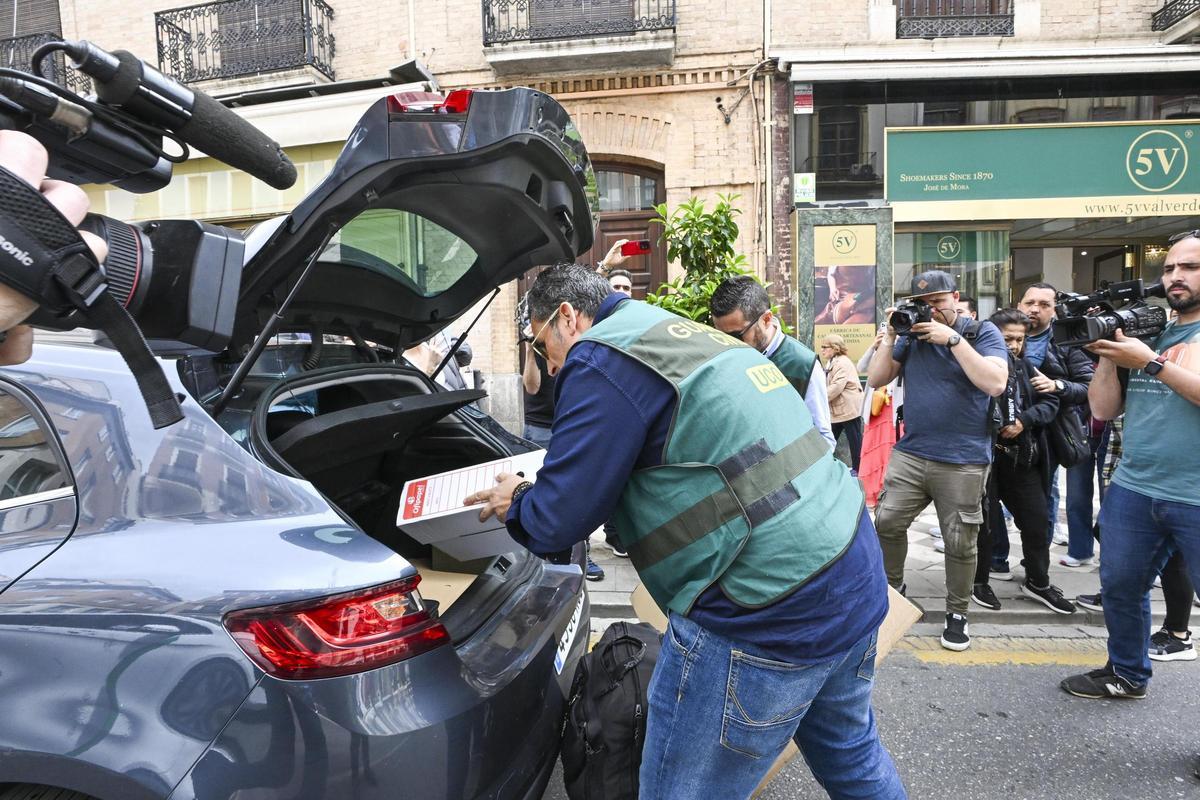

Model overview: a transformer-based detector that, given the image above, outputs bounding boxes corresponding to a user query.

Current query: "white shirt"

[763,323,836,447]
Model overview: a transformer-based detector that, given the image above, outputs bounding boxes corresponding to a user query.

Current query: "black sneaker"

[940,612,970,651]
[1149,629,1197,662]
[972,583,1001,610]
[1077,592,1102,612]
[1060,666,1146,699]
[897,582,907,597]
[1022,581,1075,614]
[990,562,1014,581]
[585,557,605,582]
[606,540,629,558]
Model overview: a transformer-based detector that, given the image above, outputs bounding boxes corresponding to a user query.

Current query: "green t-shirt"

[1113,319,1200,505]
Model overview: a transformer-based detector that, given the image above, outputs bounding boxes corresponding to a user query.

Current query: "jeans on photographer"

[639,613,906,800]
[1098,483,1200,687]
[1064,430,1108,561]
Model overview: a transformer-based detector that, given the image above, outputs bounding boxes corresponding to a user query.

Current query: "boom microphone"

[67,40,297,190]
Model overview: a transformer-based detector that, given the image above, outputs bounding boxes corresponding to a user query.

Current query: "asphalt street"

[542,626,1200,800]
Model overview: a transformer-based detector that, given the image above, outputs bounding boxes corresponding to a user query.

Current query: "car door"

[0,377,77,593]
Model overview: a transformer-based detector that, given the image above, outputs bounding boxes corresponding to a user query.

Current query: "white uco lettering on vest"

[0,234,34,268]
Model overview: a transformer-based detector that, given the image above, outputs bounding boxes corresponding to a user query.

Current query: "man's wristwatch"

[510,481,534,504]
[1143,353,1169,377]
[1054,379,1065,393]
[946,333,962,348]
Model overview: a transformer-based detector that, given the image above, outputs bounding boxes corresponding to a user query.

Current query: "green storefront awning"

[886,120,1200,221]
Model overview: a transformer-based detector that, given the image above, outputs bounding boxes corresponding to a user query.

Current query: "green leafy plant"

[644,193,788,330]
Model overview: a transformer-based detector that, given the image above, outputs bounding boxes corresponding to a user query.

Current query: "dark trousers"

[976,453,1051,588]
[832,417,864,473]
[1161,550,1195,633]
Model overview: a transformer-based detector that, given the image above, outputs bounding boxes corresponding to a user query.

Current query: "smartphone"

[620,239,652,256]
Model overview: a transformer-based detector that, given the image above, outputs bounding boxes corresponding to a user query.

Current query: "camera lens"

[79,214,153,314]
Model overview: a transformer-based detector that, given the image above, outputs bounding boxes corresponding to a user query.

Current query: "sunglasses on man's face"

[1168,229,1200,244]
[733,312,766,341]
[529,307,561,361]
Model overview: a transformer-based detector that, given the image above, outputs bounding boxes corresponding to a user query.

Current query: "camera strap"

[0,165,183,428]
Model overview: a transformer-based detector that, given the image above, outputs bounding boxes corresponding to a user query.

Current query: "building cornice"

[775,42,1200,81]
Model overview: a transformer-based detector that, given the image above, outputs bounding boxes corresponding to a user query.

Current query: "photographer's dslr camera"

[890,299,933,336]
[1051,279,1167,347]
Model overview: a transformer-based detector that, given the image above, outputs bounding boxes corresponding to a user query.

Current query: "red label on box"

[402,480,427,520]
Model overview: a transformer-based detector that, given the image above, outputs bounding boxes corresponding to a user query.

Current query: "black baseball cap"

[908,270,958,298]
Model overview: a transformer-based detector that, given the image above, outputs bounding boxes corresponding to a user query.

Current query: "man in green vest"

[466,264,904,799]
[710,275,836,448]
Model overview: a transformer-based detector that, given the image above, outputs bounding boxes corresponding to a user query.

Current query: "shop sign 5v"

[1127,129,1191,193]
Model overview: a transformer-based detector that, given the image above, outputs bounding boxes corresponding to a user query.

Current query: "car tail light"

[224,576,449,680]
[386,89,474,115]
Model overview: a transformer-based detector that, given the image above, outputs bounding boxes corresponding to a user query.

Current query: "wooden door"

[580,164,668,300]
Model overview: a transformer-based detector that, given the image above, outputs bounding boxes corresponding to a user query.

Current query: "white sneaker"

[930,529,943,540]
[1060,555,1095,568]
[1052,532,1069,546]
[933,538,945,553]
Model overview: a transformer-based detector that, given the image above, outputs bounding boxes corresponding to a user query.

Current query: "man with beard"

[1060,231,1200,701]
[1016,284,1095,562]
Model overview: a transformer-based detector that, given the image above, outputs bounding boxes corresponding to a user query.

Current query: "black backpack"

[561,621,662,800]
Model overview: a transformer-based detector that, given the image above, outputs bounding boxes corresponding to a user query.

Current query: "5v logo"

[1126,130,1189,192]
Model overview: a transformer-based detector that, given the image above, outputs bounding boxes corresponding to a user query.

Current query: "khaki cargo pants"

[873,449,989,615]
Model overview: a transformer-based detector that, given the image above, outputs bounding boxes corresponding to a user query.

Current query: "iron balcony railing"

[801,152,880,183]
[897,0,1014,37]
[1152,0,1200,30]
[156,0,335,84]
[0,32,92,94]
[483,0,675,46]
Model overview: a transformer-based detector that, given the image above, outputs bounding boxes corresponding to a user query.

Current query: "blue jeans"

[1098,483,1200,687]
[1045,468,1060,543]
[1064,432,1107,560]
[639,613,906,800]
[522,422,552,449]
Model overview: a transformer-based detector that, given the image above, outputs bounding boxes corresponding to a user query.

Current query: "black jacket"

[1034,339,1095,411]
[998,352,1060,481]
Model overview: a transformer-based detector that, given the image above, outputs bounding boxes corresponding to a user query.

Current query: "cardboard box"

[629,583,921,797]
[397,451,545,561]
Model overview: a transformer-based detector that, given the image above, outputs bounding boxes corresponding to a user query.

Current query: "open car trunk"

[248,363,541,631]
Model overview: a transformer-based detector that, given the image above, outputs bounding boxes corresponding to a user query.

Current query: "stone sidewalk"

[585,468,1175,627]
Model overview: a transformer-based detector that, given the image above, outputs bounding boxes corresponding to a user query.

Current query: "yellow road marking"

[897,636,1108,667]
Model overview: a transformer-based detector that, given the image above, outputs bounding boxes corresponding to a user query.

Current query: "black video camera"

[1051,279,1168,347]
[0,38,296,426]
[889,298,933,336]
[1,38,296,354]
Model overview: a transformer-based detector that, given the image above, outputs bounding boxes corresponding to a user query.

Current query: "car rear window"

[321,208,478,298]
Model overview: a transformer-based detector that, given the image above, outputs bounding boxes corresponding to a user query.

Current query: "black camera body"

[1051,279,1168,347]
[890,298,933,336]
[24,216,245,354]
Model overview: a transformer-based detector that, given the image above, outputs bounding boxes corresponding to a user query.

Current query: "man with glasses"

[1017,283,1096,560]
[867,270,1008,652]
[1061,230,1200,703]
[710,275,835,447]
[467,264,904,798]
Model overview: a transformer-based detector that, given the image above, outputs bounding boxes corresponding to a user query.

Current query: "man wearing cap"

[867,270,1008,652]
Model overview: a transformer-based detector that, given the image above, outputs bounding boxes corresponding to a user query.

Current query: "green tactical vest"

[582,301,865,616]
[769,334,817,399]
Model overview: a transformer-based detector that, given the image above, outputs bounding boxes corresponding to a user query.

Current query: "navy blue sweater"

[507,294,887,663]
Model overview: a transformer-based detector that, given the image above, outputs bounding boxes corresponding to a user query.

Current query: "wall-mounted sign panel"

[886,120,1200,221]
